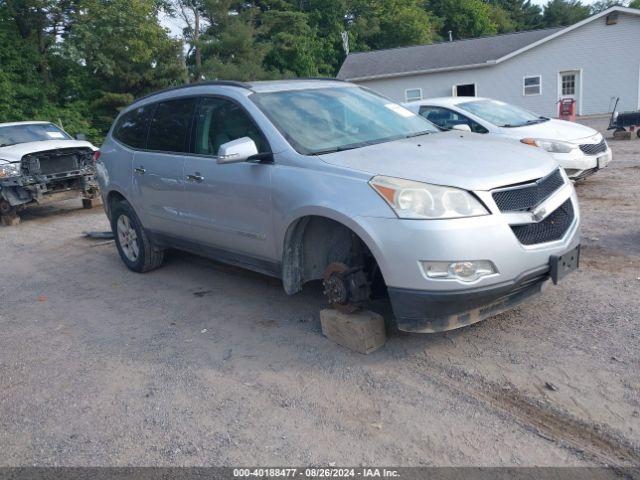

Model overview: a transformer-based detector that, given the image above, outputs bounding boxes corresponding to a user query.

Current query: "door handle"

[134,166,146,175]
[186,173,204,182]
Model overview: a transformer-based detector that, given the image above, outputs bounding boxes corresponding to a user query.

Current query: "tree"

[542,0,591,27]
[3,0,80,84]
[427,0,498,40]
[631,0,640,8]
[590,0,629,13]
[260,10,320,77]
[349,0,435,50]
[486,0,543,30]
[65,0,187,107]
[489,4,517,33]
[166,0,206,80]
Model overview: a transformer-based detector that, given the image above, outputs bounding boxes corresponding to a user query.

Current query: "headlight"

[520,138,576,154]
[0,162,21,179]
[369,176,489,219]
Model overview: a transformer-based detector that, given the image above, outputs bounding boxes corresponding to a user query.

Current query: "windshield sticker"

[384,103,415,118]
[46,131,65,139]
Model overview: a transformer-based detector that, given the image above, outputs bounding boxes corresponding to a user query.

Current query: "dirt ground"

[0,118,638,467]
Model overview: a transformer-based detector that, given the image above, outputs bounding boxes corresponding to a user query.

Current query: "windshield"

[251,86,439,155]
[0,123,72,147]
[458,100,549,128]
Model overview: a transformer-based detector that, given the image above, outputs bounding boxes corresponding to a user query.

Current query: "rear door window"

[113,104,155,149]
[147,98,197,153]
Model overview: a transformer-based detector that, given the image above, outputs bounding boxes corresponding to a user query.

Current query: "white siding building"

[337,7,640,117]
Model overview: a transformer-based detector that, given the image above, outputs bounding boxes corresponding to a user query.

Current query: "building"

[337,7,640,117]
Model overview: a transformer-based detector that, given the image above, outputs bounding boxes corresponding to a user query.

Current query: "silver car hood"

[0,140,96,163]
[496,118,599,143]
[319,131,559,191]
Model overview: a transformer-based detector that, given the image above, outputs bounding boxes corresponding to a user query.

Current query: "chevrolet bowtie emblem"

[532,206,547,222]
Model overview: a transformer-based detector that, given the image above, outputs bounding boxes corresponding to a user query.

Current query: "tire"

[110,200,164,273]
[637,129,640,139]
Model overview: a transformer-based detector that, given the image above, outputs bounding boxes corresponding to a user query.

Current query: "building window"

[405,88,422,102]
[453,83,476,97]
[562,74,576,96]
[523,76,541,96]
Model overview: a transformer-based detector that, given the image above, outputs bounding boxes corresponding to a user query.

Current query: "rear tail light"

[93,150,101,163]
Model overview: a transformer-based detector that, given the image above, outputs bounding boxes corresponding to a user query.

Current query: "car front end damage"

[359,168,581,333]
[0,147,100,225]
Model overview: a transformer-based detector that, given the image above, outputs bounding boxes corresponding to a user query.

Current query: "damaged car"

[97,80,580,333]
[0,121,100,225]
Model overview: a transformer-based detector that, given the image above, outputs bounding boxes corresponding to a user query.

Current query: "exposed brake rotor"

[322,262,371,314]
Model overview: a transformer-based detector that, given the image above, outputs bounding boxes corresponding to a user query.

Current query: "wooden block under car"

[320,309,386,354]
[1,215,20,226]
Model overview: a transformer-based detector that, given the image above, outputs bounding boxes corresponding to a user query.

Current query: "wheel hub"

[117,214,139,262]
[322,262,371,314]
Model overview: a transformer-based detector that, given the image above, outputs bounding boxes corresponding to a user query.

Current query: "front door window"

[193,97,268,155]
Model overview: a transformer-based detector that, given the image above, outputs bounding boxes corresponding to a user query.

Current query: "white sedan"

[404,97,612,180]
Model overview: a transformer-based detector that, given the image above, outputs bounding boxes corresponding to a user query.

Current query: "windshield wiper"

[405,130,434,138]
[502,116,550,128]
[0,142,18,147]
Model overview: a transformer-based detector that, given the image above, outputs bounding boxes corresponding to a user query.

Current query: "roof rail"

[133,80,251,103]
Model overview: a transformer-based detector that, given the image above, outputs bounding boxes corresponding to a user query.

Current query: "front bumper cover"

[388,266,550,333]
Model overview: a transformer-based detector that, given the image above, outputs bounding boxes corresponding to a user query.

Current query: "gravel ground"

[0,118,638,467]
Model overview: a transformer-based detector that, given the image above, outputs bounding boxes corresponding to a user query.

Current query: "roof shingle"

[337,27,564,80]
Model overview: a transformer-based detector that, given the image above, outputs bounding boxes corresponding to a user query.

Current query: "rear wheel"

[111,200,164,272]
[636,129,640,139]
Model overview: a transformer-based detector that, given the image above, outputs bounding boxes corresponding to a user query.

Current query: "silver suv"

[97,80,580,333]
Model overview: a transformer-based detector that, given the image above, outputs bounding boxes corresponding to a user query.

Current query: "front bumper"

[553,147,612,180]
[388,266,549,333]
[356,181,580,333]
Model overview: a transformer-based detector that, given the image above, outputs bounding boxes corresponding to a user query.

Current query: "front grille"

[579,139,607,155]
[39,155,79,175]
[492,169,564,212]
[21,148,92,176]
[511,199,574,245]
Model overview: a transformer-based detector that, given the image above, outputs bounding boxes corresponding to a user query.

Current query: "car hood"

[318,131,559,191]
[497,119,599,143]
[0,140,96,163]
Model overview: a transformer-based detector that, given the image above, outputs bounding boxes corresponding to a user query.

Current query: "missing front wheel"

[322,262,371,314]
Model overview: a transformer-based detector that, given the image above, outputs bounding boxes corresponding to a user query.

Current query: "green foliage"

[487,0,543,30]
[630,0,640,8]
[0,0,186,143]
[349,0,435,50]
[427,0,498,40]
[542,0,591,27]
[590,0,629,14]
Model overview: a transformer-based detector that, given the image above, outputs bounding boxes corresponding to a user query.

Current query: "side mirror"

[451,124,472,132]
[75,133,87,141]
[217,137,259,164]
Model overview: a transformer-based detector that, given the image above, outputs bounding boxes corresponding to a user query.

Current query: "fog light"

[421,260,497,282]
